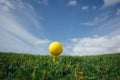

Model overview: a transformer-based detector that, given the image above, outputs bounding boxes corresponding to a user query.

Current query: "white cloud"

[81,6,88,11]
[43,0,48,5]
[37,0,48,5]
[81,15,108,26]
[65,35,120,56]
[103,0,120,7]
[0,0,14,12]
[35,39,50,45]
[65,15,120,56]
[81,21,96,26]
[0,0,50,55]
[117,8,120,15]
[81,12,120,34]
[95,16,120,36]
[93,5,96,10]
[81,11,111,26]
[68,0,77,6]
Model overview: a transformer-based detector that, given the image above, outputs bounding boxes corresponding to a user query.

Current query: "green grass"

[0,52,120,80]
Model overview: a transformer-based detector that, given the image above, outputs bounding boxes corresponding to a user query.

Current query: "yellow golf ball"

[49,41,63,56]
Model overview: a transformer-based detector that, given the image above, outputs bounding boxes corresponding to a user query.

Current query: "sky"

[0,0,120,56]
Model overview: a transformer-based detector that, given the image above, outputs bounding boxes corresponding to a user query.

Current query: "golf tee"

[53,56,57,62]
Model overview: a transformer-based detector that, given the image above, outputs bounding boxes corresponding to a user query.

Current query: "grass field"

[0,52,120,80]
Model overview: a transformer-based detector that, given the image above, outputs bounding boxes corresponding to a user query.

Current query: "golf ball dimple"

[49,41,63,56]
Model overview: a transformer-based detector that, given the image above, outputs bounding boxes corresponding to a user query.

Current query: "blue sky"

[0,0,120,56]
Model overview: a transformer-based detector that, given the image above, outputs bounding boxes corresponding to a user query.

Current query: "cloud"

[65,35,120,56]
[35,39,50,45]
[65,15,120,56]
[117,8,120,15]
[68,0,77,6]
[0,0,14,12]
[95,16,120,36]
[81,15,108,26]
[81,21,96,26]
[0,0,50,54]
[81,6,88,11]
[37,0,48,5]
[81,11,120,34]
[93,5,97,10]
[43,0,48,5]
[103,0,120,8]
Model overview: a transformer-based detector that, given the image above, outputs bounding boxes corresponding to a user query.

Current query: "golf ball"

[49,41,63,56]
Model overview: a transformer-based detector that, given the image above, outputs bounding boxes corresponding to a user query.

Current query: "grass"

[0,52,120,80]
